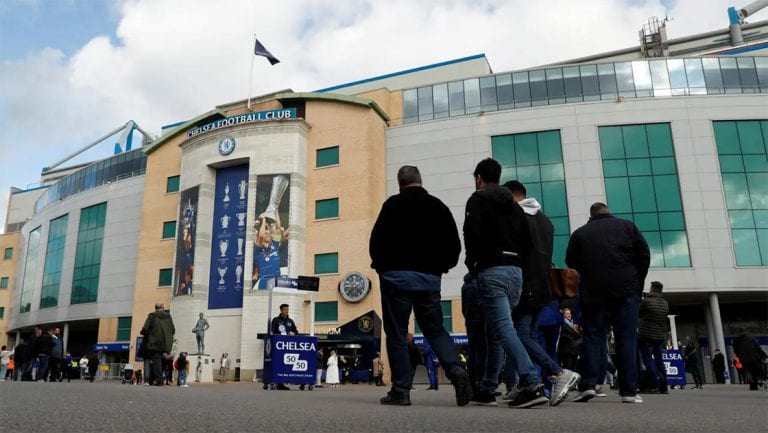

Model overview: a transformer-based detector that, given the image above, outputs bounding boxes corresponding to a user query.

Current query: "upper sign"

[187,108,297,138]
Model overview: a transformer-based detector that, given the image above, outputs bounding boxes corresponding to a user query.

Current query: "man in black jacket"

[463,159,547,409]
[33,327,54,382]
[566,202,650,403]
[370,165,471,407]
[637,281,669,393]
[140,303,176,386]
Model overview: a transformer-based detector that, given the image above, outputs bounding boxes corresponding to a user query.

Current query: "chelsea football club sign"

[263,335,318,385]
[187,108,297,138]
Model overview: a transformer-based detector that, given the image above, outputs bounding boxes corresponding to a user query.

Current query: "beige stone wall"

[354,88,404,126]
[97,317,118,343]
[0,232,21,347]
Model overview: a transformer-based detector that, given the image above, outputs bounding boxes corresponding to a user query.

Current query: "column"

[668,315,679,350]
[709,292,730,384]
[62,323,70,355]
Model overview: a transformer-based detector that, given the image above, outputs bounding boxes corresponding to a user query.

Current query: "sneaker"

[380,390,411,406]
[470,390,498,406]
[621,395,643,403]
[595,391,608,397]
[550,369,580,406]
[508,385,549,408]
[573,389,596,402]
[451,368,472,407]
[182,384,189,388]
[502,388,520,401]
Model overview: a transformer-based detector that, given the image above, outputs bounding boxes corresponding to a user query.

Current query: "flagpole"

[247,34,256,111]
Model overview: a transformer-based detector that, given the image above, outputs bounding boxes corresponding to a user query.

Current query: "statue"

[192,313,210,355]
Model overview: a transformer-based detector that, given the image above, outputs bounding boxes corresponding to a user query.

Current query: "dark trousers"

[148,351,164,385]
[638,338,667,391]
[462,277,488,392]
[49,358,62,382]
[380,284,461,395]
[538,324,560,365]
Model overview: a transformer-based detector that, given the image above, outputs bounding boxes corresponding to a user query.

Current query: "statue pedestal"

[190,354,215,383]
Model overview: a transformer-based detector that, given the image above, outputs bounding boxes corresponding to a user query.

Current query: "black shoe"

[508,385,549,408]
[451,368,472,407]
[380,391,411,406]
[470,390,498,406]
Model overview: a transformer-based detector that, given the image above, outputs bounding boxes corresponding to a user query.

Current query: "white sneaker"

[573,389,596,402]
[621,395,643,403]
[550,369,581,406]
[502,388,520,401]
[182,384,189,388]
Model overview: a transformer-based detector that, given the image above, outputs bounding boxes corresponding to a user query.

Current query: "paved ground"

[1,380,766,433]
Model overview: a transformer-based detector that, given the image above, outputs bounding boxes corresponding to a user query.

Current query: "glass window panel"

[517,165,540,183]
[316,146,339,167]
[417,86,434,121]
[623,125,650,158]
[492,136,516,166]
[747,172,768,208]
[722,173,751,208]
[713,121,741,155]
[615,62,636,97]
[737,57,758,92]
[433,83,449,119]
[729,210,755,229]
[162,221,176,239]
[661,231,691,267]
[632,61,653,97]
[603,160,627,177]
[563,66,583,103]
[551,217,570,236]
[627,158,652,176]
[158,268,172,286]
[649,60,671,96]
[605,178,631,213]
[737,121,765,154]
[314,252,339,274]
[496,74,514,109]
[687,59,710,92]
[757,229,768,265]
[537,130,562,163]
[667,59,688,95]
[645,231,665,267]
[720,58,741,93]
[500,168,518,185]
[540,163,565,181]
[744,154,768,172]
[651,157,677,175]
[513,72,531,107]
[541,182,568,217]
[529,70,547,106]
[448,81,466,116]
[702,58,724,94]
[659,212,686,230]
[553,235,569,268]
[464,78,481,114]
[599,126,625,159]
[580,65,600,101]
[545,68,565,104]
[634,213,659,231]
[480,76,498,111]
[646,123,674,157]
[525,183,542,204]
[630,177,656,212]
[732,229,762,265]
[315,198,339,219]
[755,57,768,90]
[315,301,338,322]
[597,63,617,99]
[654,175,683,211]
[515,133,539,165]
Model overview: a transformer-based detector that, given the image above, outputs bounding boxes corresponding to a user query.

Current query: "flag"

[254,38,280,65]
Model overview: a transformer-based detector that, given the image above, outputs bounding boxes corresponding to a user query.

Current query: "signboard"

[187,108,297,138]
[263,335,317,385]
[93,342,130,352]
[662,349,686,386]
[413,335,468,346]
[209,164,249,309]
[297,276,320,292]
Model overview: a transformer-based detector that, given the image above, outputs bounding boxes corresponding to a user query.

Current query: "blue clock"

[218,136,236,155]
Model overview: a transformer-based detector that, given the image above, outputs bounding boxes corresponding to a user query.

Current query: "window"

[599,123,691,267]
[71,203,107,304]
[491,130,570,266]
[20,227,41,313]
[714,120,768,266]
[117,317,132,341]
[314,253,338,274]
[316,146,339,168]
[40,214,69,309]
[158,268,173,286]
[3,248,12,260]
[166,175,180,193]
[315,301,338,322]
[162,221,177,239]
[0,277,8,289]
[0,307,4,319]
[315,198,339,219]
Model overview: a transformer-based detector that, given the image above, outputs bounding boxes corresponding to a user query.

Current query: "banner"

[263,335,317,385]
[174,186,199,296]
[252,174,290,290]
[662,349,686,386]
[209,165,249,309]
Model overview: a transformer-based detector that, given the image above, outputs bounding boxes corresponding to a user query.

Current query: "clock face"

[339,271,370,303]
[218,136,236,155]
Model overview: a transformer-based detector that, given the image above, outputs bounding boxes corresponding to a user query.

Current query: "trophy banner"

[209,164,249,309]
[252,174,291,290]
[174,186,199,296]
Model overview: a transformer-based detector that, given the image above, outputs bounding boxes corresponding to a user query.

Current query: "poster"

[252,174,290,290]
[208,164,249,309]
[174,186,199,296]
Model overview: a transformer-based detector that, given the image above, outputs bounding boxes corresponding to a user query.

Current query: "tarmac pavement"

[1,380,766,433]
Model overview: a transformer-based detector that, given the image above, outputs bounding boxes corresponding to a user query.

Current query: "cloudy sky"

[0,0,755,231]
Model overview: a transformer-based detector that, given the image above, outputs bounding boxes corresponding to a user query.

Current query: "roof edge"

[144,109,227,155]
[275,92,390,122]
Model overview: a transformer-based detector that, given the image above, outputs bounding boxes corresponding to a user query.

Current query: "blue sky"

[0,0,751,232]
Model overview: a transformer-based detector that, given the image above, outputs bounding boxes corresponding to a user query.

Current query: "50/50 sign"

[263,335,317,385]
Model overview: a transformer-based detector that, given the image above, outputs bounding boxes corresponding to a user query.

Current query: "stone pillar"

[668,315,679,350]
[62,323,70,354]
[709,292,730,384]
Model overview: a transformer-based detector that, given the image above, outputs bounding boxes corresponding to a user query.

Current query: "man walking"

[463,159,547,408]
[370,165,471,407]
[566,202,650,403]
[638,281,670,393]
[140,303,176,386]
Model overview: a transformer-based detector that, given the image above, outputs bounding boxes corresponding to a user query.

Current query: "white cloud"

[0,0,751,232]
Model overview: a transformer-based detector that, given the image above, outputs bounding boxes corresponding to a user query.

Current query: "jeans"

[462,277,488,392]
[578,292,640,397]
[638,338,667,391]
[177,369,187,386]
[477,266,539,392]
[37,355,50,381]
[538,324,560,365]
[380,282,461,395]
[514,307,562,377]
[0,364,7,379]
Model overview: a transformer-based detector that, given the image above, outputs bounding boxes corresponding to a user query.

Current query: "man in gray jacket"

[637,281,669,393]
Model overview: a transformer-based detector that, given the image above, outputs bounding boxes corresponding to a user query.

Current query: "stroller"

[121,363,135,384]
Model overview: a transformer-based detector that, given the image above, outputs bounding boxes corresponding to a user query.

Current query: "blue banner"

[414,335,468,346]
[662,349,686,386]
[263,335,317,385]
[209,164,249,309]
[94,342,130,352]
